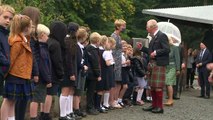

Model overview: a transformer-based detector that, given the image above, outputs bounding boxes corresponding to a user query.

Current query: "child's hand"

[46,83,52,88]
[33,76,39,83]
[70,75,76,81]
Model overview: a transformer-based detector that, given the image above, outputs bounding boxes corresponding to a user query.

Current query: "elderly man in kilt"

[140,19,170,114]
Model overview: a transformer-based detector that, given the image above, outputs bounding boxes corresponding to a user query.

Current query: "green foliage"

[1,0,213,48]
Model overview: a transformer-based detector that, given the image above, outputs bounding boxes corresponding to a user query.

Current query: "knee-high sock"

[156,91,163,109]
[103,93,110,107]
[136,89,144,101]
[151,90,157,108]
[66,95,71,114]
[60,95,68,117]
[70,95,74,113]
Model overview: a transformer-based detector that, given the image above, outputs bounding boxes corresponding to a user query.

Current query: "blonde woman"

[164,36,180,106]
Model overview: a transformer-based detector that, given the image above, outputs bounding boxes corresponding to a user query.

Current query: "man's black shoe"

[152,108,164,114]
[173,96,180,100]
[204,96,210,99]
[142,106,154,111]
[197,95,205,98]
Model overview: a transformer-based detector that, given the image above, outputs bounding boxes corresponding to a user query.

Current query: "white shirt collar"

[153,29,159,36]
[99,46,104,50]
[77,42,84,49]
[91,44,97,48]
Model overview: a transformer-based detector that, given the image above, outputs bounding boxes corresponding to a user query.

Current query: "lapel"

[149,31,160,52]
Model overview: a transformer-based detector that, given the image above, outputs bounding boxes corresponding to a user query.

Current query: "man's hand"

[84,65,88,71]
[33,76,39,83]
[136,42,142,49]
[46,83,52,88]
[97,77,101,81]
[196,63,202,68]
[70,75,76,81]
[181,63,186,69]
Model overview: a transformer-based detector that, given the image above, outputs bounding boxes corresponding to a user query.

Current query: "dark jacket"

[48,21,67,82]
[64,36,77,78]
[38,42,52,84]
[30,37,40,77]
[85,44,101,80]
[131,56,145,77]
[196,48,212,72]
[141,30,170,66]
[0,26,10,77]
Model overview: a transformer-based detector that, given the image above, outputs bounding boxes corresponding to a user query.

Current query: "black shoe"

[74,109,87,117]
[152,108,164,114]
[98,108,108,113]
[87,109,99,115]
[59,116,73,120]
[67,113,82,120]
[204,96,210,99]
[103,105,114,110]
[142,106,155,111]
[43,114,52,120]
[197,95,205,98]
[173,96,180,100]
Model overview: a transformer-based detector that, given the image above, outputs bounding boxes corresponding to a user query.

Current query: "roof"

[142,5,213,25]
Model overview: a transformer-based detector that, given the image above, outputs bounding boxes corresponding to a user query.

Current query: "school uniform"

[0,25,10,95]
[32,42,52,103]
[75,42,87,96]
[102,50,115,89]
[61,36,77,88]
[85,44,101,111]
[47,21,67,96]
[121,52,129,85]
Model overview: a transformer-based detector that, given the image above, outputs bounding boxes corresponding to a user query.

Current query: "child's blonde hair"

[0,5,15,15]
[37,24,50,36]
[108,37,116,48]
[100,35,108,47]
[114,19,126,30]
[89,32,101,44]
[77,28,88,43]
[10,14,31,37]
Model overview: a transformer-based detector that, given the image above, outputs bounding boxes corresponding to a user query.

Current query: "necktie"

[199,49,204,60]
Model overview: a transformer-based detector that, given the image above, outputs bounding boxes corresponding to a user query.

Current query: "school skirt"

[96,65,114,91]
[4,75,34,101]
[148,61,166,88]
[121,67,129,85]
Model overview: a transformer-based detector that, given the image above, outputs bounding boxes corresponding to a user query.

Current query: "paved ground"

[81,89,213,120]
[52,80,213,120]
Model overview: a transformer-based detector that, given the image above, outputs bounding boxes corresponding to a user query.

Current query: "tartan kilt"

[148,61,166,88]
[3,81,34,101]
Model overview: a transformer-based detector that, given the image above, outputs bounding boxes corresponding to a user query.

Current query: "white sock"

[103,93,110,107]
[70,95,74,113]
[136,89,144,101]
[66,95,71,114]
[8,116,15,120]
[60,95,68,117]
[118,98,122,103]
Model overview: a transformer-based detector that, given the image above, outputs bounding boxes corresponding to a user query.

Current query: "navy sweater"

[38,42,52,84]
[0,26,10,78]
